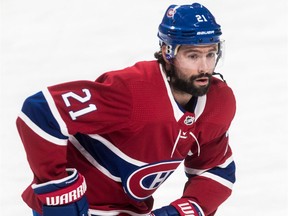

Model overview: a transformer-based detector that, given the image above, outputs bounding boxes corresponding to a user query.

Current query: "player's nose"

[198,58,210,74]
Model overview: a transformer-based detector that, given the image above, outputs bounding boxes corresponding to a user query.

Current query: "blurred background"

[1,0,287,215]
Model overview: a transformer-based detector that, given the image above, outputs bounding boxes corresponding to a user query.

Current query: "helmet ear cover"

[161,43,180,61]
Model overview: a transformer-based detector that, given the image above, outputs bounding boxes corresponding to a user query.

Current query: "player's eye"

[188,54,199,60]
[207,52,216,58]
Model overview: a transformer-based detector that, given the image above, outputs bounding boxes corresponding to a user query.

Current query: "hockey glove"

[151,198,204,216]
[32,168,89,216]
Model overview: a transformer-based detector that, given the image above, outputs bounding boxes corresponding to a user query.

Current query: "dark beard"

[168,66,212,96]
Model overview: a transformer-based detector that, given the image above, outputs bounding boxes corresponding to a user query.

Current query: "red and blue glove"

[151,198,204,216]
[32,168,89,216]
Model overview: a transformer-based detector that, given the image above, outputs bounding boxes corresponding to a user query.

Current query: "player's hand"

[151,198,204,216]
[32,168,89,216]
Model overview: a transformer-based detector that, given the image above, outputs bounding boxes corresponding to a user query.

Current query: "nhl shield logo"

[184,116,195,125]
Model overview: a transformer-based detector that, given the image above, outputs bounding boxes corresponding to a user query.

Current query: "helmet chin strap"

[212,72,226,83]
[212,43,226,83]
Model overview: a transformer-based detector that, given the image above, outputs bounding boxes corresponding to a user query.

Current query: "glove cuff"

[170,198,205,216]
[32,168,87,206]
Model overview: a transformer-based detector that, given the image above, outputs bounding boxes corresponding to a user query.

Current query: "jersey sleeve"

[16,74,132,183]
[182,83,236,215]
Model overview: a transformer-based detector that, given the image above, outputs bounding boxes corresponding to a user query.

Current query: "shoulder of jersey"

[101,61,159,81]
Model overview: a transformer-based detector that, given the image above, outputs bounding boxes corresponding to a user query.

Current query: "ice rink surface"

[1,0,287,215]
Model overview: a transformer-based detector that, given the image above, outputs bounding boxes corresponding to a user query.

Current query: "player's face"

[169,44,218,96]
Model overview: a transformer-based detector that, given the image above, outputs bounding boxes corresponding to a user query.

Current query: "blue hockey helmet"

[158,3,222,60]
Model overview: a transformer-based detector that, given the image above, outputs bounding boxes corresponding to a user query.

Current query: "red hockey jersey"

[17,60,236,215]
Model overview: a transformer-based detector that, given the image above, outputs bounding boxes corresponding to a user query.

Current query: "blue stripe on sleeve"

[21,91,68,139]
[207,161,236,183]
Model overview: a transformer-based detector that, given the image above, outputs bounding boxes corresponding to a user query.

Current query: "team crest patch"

[124,161,181,200]
[167,8,176,17]
[184,116,195,125]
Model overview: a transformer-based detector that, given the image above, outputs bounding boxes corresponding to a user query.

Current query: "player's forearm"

[182,172,234,214]
[16,116,68,182]
[17,91,70,181]
[182,132,236,214]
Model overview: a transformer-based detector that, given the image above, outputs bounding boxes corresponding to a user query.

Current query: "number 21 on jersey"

[61,89,97,120]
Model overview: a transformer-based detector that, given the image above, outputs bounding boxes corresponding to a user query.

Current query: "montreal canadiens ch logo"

[124,161,181,200]
[167,8,176,17]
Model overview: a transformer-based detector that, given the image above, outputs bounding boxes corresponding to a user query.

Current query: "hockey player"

[16,3,236,216]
